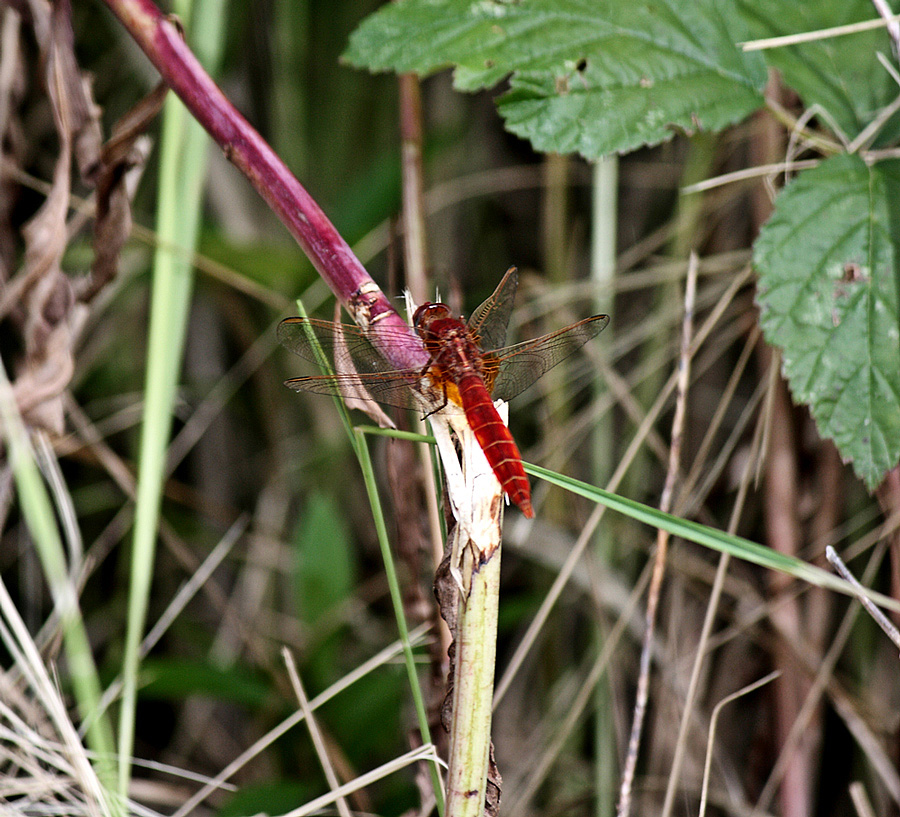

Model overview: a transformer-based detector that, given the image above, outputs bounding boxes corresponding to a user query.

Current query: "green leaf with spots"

[738,0,900,146]
[344,0,767,159]
[754,154,900,488]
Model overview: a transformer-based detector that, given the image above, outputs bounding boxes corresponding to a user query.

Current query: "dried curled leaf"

[1,1,157,430]
[5,1,102,430]
[84,82,166,302]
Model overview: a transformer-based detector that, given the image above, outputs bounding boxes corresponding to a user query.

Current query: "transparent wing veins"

[278,317,430,409]
[466,266,518,352]
[488,314,610,402]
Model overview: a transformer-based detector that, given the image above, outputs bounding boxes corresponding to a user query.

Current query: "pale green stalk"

[428,411,503,817]
[445,543,501,817]
[117,0,227,795]
[0,360,120,814]
[590,153,618,817]
[271,0,310,179]
[590,155,618,490]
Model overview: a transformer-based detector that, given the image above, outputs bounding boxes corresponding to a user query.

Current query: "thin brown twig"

[825,546,900,652]
[398,73,428,307]
[698,671,781,817]
[395,72,450,786]
[763,372,812,817]
[396,69,445,617]
[617,252,698,817]
[875,466,900,619]
[660,345,772,817]
[754,539,894,812]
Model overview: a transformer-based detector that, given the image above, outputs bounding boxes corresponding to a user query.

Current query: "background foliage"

[2,0,900,815]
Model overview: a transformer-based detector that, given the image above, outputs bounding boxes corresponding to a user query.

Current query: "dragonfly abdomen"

[456,373,534,518]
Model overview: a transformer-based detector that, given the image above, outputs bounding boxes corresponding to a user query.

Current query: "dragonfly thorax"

[414,309,484,378]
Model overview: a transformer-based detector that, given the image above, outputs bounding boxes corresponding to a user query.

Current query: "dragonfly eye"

[413,302,452,330]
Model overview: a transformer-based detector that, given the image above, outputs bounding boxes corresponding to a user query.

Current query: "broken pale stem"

[430,405,504,816]
[446,538,501,817]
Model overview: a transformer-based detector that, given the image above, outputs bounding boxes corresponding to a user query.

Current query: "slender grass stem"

[353,428,446,815]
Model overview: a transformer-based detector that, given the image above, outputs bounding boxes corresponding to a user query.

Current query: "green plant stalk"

[590,154,618,499]
[353,428,446,815]
[271,0,310,181]
[543,152,569,285]
[590,153,618,817]
[541,152,571,523]
[0,362,121,813]
[429,411,504,817]
[356,425,433,443]
[445,542,501,817]
[669,133,717,259]
[118,0,227,795]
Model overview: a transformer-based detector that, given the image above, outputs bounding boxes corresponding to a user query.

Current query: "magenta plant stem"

[101,0,428,370]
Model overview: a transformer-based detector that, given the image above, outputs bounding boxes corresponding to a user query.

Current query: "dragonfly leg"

[421,379,450,420]
[415,358,449,420]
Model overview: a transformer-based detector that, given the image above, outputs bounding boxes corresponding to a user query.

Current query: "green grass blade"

[526,462,900,611]
[352,429,445,815]
[283,301,444,811]
[118,0,228,796]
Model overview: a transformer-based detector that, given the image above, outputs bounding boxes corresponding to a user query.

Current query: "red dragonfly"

[277,268,609,518]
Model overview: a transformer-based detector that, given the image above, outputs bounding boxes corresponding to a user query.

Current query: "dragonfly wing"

[277,317,425,375]
[487,314,610,402]
[284,370,426,410]
[279,317,430,410]
[466,266,518,352]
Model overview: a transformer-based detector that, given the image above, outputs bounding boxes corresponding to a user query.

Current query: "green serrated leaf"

[754,154,900,488]
[344,0,766,158]
[738,0,900,145]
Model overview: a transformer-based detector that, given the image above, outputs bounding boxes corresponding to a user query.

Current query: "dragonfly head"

[413,302,453,335]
